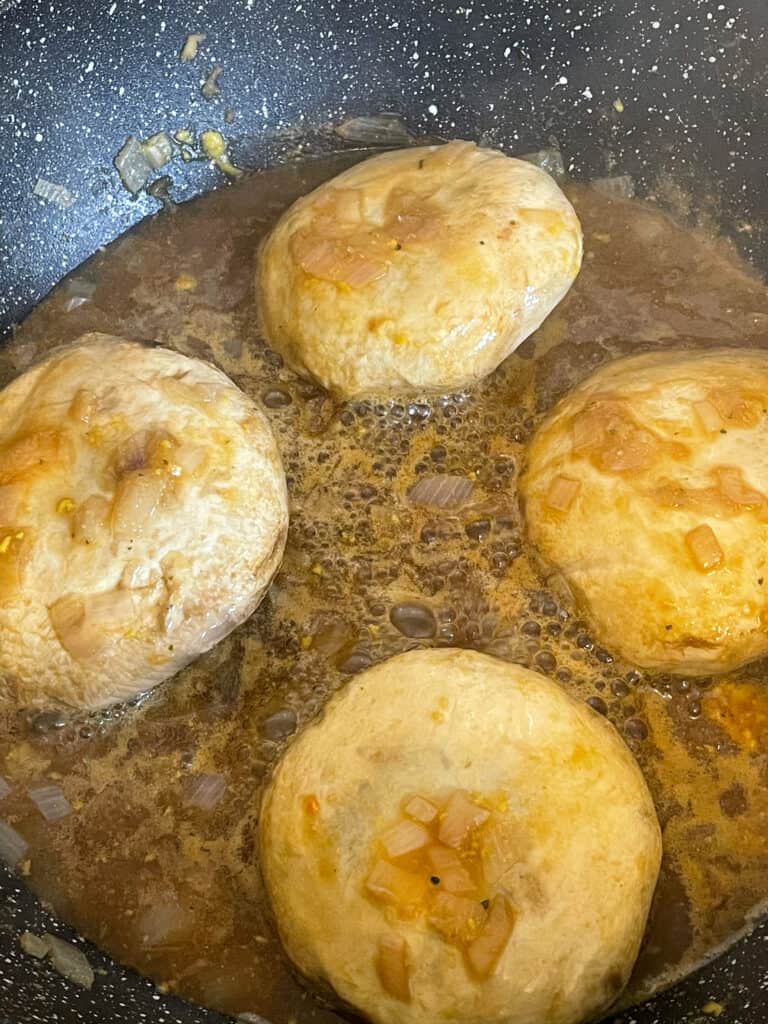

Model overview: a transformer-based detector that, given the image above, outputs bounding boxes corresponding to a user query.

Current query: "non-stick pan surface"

[1,0,768,1021]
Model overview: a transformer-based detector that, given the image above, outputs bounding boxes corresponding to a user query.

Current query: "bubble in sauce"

[389,603,438,639]
[262,388,292,408]
[260,709,298,741]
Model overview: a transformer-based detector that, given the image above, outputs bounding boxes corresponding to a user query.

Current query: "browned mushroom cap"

[0,333,288,710]
[256,141,582,398]
[259,647,660,1024]
[521,347,768,675]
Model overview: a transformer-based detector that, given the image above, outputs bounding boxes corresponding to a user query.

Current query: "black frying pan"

[1,0,768,1021]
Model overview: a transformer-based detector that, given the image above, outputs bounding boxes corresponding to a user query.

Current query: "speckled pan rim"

[1,0,767,1021]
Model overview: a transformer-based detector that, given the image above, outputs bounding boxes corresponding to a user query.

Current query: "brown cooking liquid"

[2,151,768,1020]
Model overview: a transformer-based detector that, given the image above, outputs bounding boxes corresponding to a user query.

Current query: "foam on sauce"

[2,150,768,1019]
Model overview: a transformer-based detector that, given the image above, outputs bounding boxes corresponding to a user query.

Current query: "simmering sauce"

[2,150,768,1019]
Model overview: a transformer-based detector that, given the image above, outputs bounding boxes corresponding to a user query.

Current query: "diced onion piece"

[715,466,766,507]
[685,524,724,572]
[589,174,635,199]
[179,32,206,61]
[173,443,206,477]
[201,66,223,100]
[517,147,566,179]
[0,430,60,485]
[159,377,211,413]
[403,795,438,824]
[113,431,153,476]
[407,475,474,509]
[571,411,602,452]
[71,494,110,545]
[425,141,476,172]
[544,475,581,512]
[480,820,519,887]
[147,175,174,207]
[120,560,157,589]
[708,387,761,427]
[112,471,165,540]
[69,389,95,424]
[518,207,567,233]
[383,189,444,246]
[49,589,136,660]
[380,819,431,859]
[426,844,476,895]
[465,895,516,978]
[426,844,464,872]
[693,399,722,433]
[329,188,364,225]
[162,596,185,635]
[197,611,237,648]
[113,429,175,477]
[85,589,137,627]
[294,235,388,288]
[137,900,191,946]
[0,819,28,867]
[365,860,425,912]
[438,791,490,849]
[62,277,97,314]
[142,132,174,170]
[439,868,477,897]
[428,891,485,944]
[375,934,411,1002]
[571,401,666,473]
[20,932,49,959]
[0,776,10,800]
[599,427,661,473]
[114,135,152,194]
[49,595,101,660]
[28,783,73,822]
[0,529,29,588]
[651,480,725,516]
[43,934,95,989]
[385,193,437,244]
[32,177,74,209]
[334,114,414,146]
[187,773,227,810]
[340,253,389,288]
